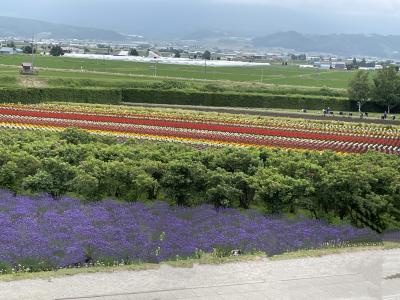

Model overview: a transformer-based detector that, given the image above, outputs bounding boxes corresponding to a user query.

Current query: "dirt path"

[123,103,400,126]
[1,249,399,300]
[18,77,47,88]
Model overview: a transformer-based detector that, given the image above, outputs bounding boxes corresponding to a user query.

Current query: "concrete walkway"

[1,249,399,300]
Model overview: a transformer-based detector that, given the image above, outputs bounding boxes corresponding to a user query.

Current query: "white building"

[332,62,347,70]
[299,64,315,69]
[116,50,129,56]
[0,47,17,55]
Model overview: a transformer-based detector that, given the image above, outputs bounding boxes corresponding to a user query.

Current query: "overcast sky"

[2,0,400,37]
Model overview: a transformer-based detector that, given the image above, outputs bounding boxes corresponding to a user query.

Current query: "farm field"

[1,103,399,155]
[0,54,354,88]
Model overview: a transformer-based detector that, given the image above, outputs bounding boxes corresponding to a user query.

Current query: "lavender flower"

[0,190,381,273]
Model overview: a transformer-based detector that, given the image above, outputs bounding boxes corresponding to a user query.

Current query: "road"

[1,249,399,300]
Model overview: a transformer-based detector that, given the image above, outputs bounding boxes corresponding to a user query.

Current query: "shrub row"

[0,88,121,105]
[0,128,399,232]
[122,88,358,111]
[0,87,384,112]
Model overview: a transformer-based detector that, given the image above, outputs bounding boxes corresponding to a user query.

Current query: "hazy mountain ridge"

[253,31,400,58]
[0,16,126,41]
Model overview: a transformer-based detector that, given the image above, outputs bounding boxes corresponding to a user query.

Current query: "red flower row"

[1,115,398,155]
[0,108,398,147]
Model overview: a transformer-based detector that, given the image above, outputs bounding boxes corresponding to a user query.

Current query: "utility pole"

[204,58,207,78]
[260,65,264,83]
[31,33,35,71]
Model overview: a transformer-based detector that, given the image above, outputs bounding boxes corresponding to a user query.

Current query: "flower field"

[0,191,380,273]
[0,103,399,154]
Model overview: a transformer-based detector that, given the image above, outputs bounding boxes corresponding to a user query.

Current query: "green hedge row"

[122,88,358,111]
[0,87,385,112]
[0,88,121,105]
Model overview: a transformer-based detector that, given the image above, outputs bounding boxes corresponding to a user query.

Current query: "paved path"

[1,249,399,300]
[123,103,400,126]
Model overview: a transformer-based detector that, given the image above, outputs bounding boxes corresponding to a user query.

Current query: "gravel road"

[1,249,399,300]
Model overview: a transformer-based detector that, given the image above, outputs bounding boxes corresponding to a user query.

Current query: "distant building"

[314,61,332,69]
[148,50,161,59]
[186,51,202,59]
[0,47,17,55]
[115,50,129,56]
[332,62,347,70]
[359,67,375,71]
[307,56,321,62]
[299,64,315,69]
[20,63,38,75]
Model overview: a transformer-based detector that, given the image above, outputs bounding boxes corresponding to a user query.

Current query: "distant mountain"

[253,31,400,59]
[183,30,237,40]
[0,16,126,41]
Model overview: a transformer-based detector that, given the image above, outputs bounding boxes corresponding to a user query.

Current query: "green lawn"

[0,54,355,89]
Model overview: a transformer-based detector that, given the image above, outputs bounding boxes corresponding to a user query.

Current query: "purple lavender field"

[0,191,381,273]
[384,231,400,243]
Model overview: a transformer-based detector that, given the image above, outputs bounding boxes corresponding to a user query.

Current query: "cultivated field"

[1,103,398,154]
[0,55,353,88]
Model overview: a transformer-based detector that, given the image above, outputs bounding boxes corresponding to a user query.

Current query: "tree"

[131,171,159,201]
[22,45,35,54]
[252,169,300,214]
[7,41,15,49]
[50,45,64,57]
[202,50,211,60]
[59,127,93,145]
[161,161,206,206]
[129,48,139,56]
[372,66,400,113]
[174,50,181,58]
[206,168,242,208]
[348,70,371,113]
[360,58,367,67]
[68,172,99,200]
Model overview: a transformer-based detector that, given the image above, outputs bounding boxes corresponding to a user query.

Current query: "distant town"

[1,36,400,71]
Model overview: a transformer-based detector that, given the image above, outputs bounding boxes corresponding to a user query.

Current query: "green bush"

[0,87,122,104]
[150,80,189,90]
[122,88,356,111]
[0,129,399,232]
[0,76,18,86]
[0,87,386,112]
[0,261,12,274]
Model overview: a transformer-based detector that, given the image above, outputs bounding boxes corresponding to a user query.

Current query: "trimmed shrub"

[0,87,386,112]
[0,88,122,105]
[122,88,356,111]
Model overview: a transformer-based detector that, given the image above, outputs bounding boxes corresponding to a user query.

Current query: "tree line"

[348,66,400,113]
[0,128,399,232]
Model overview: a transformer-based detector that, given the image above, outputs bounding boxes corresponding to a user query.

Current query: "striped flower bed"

[0,104,399,154]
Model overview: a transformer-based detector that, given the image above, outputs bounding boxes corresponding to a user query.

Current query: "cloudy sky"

[2,0,400,37]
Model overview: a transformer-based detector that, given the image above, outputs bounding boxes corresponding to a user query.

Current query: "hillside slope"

[0,16,125,41]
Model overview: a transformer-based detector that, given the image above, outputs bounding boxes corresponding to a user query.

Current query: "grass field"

[0,54,354,89]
